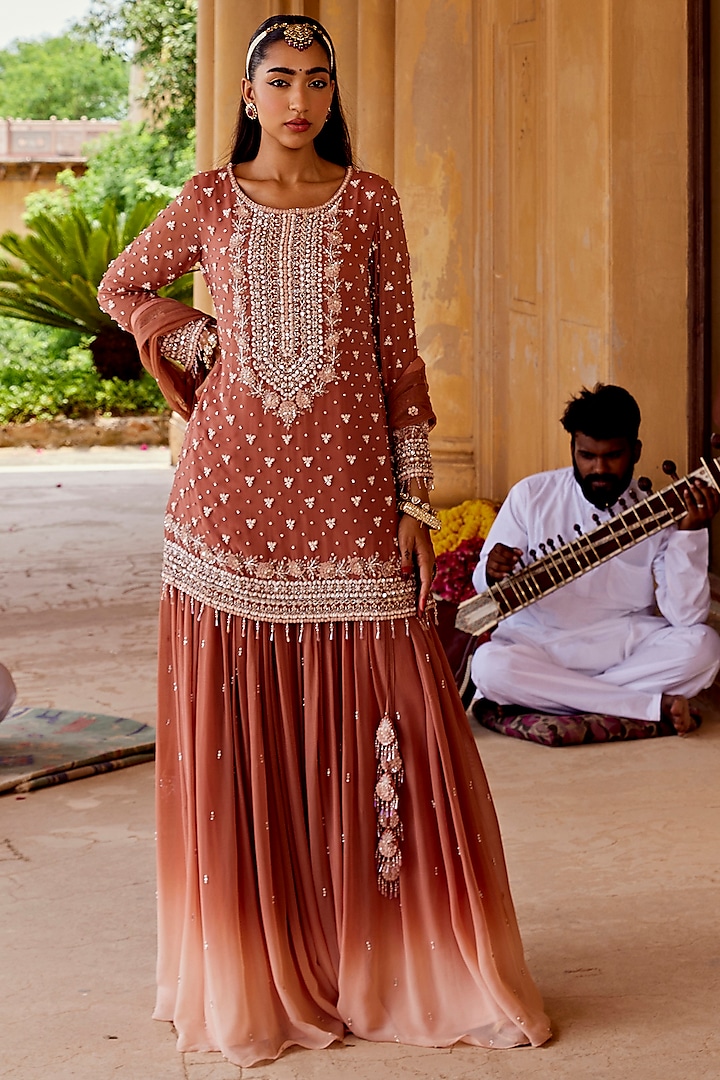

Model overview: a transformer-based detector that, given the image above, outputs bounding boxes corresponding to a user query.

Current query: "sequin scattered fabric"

[97,167,436,624]
[374,711,404,896]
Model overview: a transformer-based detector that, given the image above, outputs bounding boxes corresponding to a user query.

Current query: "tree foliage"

[0,318,168,422]
[0,34,129,120]
[26,124,196,220]
[78,0,197,143]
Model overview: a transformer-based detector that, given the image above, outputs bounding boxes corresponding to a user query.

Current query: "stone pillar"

[319,0,359,140]
[212,0,256,164]
[394,0,478,505]
[479,0,690,500]
[195,0,215,171]
[609,0,690,477]
[193,0,693,506]
[356,0,395,178]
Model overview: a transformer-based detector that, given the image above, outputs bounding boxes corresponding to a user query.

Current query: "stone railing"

[0,118,121,163]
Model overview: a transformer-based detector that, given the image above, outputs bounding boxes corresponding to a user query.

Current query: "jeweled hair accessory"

[245,21,335,79]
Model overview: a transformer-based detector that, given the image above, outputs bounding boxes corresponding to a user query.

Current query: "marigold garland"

[432,498,499,556]
[431,498,500,605]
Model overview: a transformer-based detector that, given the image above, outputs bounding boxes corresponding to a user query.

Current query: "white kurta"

[470,467,720,721]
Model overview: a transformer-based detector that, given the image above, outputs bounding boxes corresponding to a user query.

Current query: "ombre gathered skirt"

[154,589,551,1066]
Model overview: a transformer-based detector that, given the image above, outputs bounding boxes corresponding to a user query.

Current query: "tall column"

[320,0,359,141]
[356,0,395,177]
[394,0,478,505]
[195,0,215,171]
[212,0,259,163]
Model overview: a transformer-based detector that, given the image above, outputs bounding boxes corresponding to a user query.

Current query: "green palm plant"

[0,196,193,380]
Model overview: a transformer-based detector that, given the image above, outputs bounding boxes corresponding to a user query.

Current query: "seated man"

[470,384,720,734]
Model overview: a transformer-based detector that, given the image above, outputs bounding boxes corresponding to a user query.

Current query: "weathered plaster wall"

[483,0,689,499]
[0,173,60,237]
[609,0,690,480]
[196,0,692,504]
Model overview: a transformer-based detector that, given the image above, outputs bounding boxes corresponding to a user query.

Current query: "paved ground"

[1,446,719,1080]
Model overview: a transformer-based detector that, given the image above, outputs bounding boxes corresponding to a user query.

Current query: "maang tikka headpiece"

[245,21,335,79]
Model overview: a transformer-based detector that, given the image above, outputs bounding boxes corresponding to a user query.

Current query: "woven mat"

[0,706,155,795]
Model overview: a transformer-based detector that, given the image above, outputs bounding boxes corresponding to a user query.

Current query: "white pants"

[471,623,720,722]
[0,662,16,722]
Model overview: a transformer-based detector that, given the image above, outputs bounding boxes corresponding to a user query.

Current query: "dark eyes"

[267,78,329,89]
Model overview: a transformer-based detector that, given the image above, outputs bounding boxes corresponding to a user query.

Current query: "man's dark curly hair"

[561,383,641,442]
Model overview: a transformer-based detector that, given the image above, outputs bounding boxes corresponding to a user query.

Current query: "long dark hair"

[229,15,354,168]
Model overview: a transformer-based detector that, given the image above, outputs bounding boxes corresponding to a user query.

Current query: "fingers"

[400,542,414,577]
[397,516,435,616]
[680,479,720,529]
[415,540,435,616]
[486,543,523,583]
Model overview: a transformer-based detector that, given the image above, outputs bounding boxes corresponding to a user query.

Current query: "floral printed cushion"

[471,698,679,746]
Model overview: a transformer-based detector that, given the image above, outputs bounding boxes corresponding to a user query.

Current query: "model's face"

[571,432,641,509]
[244,40,334,149]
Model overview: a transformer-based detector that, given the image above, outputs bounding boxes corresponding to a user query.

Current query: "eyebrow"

[265,66,330,76]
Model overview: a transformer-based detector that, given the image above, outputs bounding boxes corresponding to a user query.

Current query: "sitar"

[454,455,720,637]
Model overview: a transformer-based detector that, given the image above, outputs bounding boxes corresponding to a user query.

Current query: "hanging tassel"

[374,711,404,898]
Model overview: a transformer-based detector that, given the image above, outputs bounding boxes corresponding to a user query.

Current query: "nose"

[289,87,309,115]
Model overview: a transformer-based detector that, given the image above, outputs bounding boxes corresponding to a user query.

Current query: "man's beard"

[573,462,635,510]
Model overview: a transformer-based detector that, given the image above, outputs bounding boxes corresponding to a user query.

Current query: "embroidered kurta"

[471,467,720,718]
[98,167,435,624]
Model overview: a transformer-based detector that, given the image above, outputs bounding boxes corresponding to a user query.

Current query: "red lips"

[285,120,310,132]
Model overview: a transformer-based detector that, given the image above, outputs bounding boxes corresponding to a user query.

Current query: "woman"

[98,14,551,1067]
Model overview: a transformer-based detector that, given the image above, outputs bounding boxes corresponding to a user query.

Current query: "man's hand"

[677,478,720,531]
[485,542,524,585]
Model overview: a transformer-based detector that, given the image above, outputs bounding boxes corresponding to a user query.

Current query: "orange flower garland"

[431,498,499,605]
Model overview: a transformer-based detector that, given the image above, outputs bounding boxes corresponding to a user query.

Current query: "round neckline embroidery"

[228,165,353,214]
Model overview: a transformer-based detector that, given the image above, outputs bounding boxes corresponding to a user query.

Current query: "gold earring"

[245,101,258,120]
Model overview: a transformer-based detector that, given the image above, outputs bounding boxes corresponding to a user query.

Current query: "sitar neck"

[487,460,719,620]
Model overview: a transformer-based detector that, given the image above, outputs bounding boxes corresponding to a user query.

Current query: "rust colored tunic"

[98,166,551,1067]
[99,167,435,624]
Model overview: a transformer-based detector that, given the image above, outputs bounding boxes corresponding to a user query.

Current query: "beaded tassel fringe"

[374,712,404,898]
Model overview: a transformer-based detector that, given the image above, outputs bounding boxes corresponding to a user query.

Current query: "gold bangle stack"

[397,490,441,531]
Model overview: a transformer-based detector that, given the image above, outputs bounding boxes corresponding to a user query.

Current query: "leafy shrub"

[25,124,196,221]
[0,318,167,423]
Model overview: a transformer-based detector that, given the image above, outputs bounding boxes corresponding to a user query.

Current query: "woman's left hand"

[398,514,436,616]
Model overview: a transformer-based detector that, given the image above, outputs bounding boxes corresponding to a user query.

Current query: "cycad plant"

[0,196,193,380]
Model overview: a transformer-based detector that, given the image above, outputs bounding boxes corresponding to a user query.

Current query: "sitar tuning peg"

[662,460,679,482]
[637,476,653,494]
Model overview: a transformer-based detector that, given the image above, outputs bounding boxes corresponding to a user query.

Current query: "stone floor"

[1,446,719,1079]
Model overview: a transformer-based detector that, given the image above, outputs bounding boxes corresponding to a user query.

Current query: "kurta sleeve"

[370,180,436,488]
[97,176,205,331]
[652,528,711,626]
